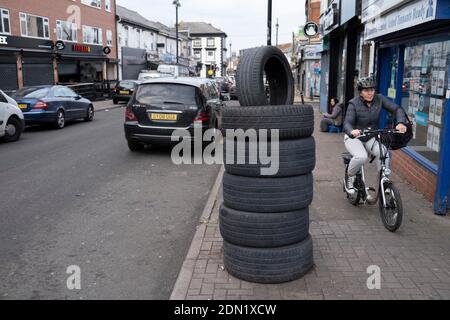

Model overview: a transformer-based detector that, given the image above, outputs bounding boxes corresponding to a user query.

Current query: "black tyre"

[236,46,294,106]
[222,105,314,140]
[224,136,315,177]
[54,110,65,129]
[84,105,94,121]
[223,235,314,284]
[2,117,23,143]
[219,204,309,248]
[379,182,403,232]
[223,172,313,213]
[127,139,144,152]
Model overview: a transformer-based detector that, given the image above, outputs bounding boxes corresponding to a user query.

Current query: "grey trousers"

[344,135,389,176]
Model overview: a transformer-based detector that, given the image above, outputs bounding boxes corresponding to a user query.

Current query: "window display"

[402,39,449,165]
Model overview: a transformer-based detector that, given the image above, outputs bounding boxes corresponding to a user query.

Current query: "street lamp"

[173,0,181,64]
[229,41,232,75]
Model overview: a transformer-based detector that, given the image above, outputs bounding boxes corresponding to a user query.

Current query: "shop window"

[0,8,11,34]
[56,20,77,42]
[81,0,101,9]
[194,49,201,59]
[402,40,449,165]
[20,13,50,39]
[83,25,102,45]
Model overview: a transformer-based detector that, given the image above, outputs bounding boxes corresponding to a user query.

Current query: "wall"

[391,150,437,202]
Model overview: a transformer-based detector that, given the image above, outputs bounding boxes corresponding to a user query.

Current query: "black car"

[113,80,141,104]
[124,77,224,151]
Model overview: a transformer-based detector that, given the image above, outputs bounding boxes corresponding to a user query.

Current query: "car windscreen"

[136,84,198,105]
[119,81,137,89]
[13,87,50,99]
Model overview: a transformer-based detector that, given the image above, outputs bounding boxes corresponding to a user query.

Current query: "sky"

[116,0,307,55]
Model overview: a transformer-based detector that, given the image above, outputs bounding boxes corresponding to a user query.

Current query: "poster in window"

[431,71,438,95]
[427,125,434,150]
[421,44,432,74]
[435,99,443,125]
[432,43,442,67]
[433,126,440,153]
[420,75,430,94]
[429,98,436,123]
[440,41,448,68]
[412,120,417,140]
[438,71,446,96]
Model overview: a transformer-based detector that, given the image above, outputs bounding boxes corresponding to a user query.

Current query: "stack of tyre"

[220,46,316,284]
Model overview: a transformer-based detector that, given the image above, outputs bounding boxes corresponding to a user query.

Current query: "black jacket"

[343,94,407,141]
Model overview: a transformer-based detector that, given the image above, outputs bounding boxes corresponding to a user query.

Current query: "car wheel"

[84,105,94,121]
[3,117,23,142]
[223,235,314,284]
[128,140,144,152]
[53,110,65,129]
[219,204,310,248]
[223,172,314,213]
[236,46,294,106]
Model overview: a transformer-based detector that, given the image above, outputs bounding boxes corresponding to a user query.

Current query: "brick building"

[0,0,118,91]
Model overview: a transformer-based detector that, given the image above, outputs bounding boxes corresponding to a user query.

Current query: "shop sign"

[362,0,407,23]
[364,0,437,41]
[304,22,319,38]
[303,45,321,60]
[388,88,397,98]
[322,0,340,35]
[0,36,7,45]
[72,44,91,53]
[54,40,66,51]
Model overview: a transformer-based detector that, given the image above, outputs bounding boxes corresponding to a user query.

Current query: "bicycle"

[342,128,403,232]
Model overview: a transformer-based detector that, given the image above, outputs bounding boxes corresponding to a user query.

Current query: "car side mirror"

[75,95,82,100]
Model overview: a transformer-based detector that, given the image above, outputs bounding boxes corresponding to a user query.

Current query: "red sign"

[72,44,91,53]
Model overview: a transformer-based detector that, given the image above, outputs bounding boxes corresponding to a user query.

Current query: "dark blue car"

[12,85,94,129]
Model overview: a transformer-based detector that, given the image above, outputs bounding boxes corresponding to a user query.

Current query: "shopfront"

[0,35,54,90]
[364,0,450,214]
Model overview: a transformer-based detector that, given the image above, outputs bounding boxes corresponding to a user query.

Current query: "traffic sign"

[304,22,319,37]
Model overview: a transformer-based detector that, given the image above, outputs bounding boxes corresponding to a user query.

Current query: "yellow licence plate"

[19,103,28,109]
[150,113,178,121]
[120,90,130,95]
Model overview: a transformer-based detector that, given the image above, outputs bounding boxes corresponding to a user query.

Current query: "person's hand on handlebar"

[396,123,407,134]
[351,129,362,137]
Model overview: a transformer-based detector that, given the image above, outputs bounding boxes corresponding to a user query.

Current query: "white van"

[0,90,25,143]
[138,70,162,81]
[157,64,190,77]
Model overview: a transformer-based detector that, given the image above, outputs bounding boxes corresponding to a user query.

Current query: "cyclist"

[343,77,408,194]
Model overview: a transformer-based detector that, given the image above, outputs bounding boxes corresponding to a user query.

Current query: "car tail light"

[194,111,209,123]
[125,105,137,121]
[32,101,48,110]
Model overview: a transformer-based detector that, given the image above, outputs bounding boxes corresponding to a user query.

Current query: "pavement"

[170,102,450,300]
[92,99,124,112]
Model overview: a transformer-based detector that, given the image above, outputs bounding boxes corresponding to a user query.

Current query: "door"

[52,87,71,118]
[63,87,86,118]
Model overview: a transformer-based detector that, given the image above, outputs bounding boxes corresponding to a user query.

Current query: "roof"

[141,77,214,88]
[117,5,163,32]
[179,22,227,37]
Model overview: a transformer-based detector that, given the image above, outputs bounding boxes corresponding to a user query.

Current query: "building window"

[206,50,215,62]
[0,8,11,34]
[207,38,215,47]
[56,20,77,42]
[193,38,201,47]
[106,30,112,47]
[20,13,50,39]
[81,0,102,9]
[83,25,103,45]
[402,40,450,165]
[136,29,141,48]
[105,0,111,12]
[194,49,201,59]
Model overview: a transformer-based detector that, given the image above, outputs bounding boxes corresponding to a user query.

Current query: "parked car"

[138,70,162,81]
[124,77,224,151]
[12,85,94,129]
[113,80,142,104]
[0,89,25,142]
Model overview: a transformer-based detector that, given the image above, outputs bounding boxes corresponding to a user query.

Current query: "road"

[0,105,220,299]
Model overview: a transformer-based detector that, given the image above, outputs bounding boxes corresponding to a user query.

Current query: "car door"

[52,86,71,118]
[63,87,86,118]
[0,91,8,135]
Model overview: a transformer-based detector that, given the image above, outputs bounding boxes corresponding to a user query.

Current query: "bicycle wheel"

[379,182,403,232]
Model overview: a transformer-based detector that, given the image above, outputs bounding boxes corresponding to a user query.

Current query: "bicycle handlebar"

[360,128,400,135]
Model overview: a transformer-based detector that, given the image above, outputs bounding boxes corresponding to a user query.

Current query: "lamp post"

[173,0,181,64]
[267,0,272,46]
[229,41,232,75]
[276,18,279,47]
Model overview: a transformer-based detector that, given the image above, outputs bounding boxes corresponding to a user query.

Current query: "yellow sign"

[388,88,397,99]
[207,69,214,76]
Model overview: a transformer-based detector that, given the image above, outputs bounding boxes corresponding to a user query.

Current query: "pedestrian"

[320,98,343,132]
